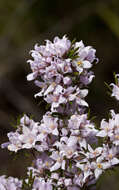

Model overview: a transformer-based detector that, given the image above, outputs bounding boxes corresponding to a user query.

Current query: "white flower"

[73,173,84,187]
[51,173,59,180]
[44,85,67,112]
[69,88,88,107]
[64,179,72,187]
[7,132,22,152]
[68,114,87,130]
[111,112,119,133]
[35,141,48,152]
[27,71,38,81]
[39,113,59,136]
[56,136,78,159]
[33,177,52,190]
[101,144,119,166]
[29,154,53,175]
[18,125,39,149]
[86,144,103,159]
[50,151,65,171]
[53,35,71,57]
[2,115,40,152]
[63,76,72,85]
[97,119,114,137]
[91,157,110,179]
[80,71,95,85]
[81,123,98,138]
[110,83,119,100]
[55,58,72,74]
[74,40,84,50]
[76,136,87,149]
[72,42,97,74]
[110,133,119,146]
[76,162,92,183]
[34,81,47,97]
[0,176,22,190]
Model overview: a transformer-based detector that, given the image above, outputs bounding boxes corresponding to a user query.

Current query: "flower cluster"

[27,35,97,113]
[1,36,119,190]
[97,110,119,146]
[1,114,40,152]
[0,176,22,190]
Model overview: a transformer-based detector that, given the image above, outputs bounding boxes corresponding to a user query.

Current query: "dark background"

[0,0,119,189]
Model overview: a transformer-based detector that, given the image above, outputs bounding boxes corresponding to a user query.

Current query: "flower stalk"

[1,35,119,190]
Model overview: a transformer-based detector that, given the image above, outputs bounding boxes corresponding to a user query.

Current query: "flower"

[110,74,119,101]
[111,83,119,101]
[97,119,113,138]
[1,115,40,152]
[69,88,88,107]
[27,36,97,115]
[39,113,59,136]
[91,157,110,179]
[76,162,93,183]
[32,177,52,190]
[1,36,102,190]
[50,151,66,171]
[68,114,87,130]
[0,176,22,190]
[86,144,103,159]
[72,42,97,74]
[101,144,119,167]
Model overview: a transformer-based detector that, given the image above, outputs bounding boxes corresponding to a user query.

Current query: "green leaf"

[104,82,112,92]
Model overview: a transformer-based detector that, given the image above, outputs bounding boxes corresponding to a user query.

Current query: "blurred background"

[0,0,119,189]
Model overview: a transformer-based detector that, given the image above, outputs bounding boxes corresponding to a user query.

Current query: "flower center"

[97,163,102,169]
[57,157,62,163]
[52,82,56,87]
[77,61,82,66]
[108,154,113,159]
[84,166,88,171]
[93,150,98,156]
[53,96,59,102]
[50,124,55,130]
[64,66,68,72]
[78,136,81,141]
[45,161,49,167]
[105,127,109,132]
[28,138,34,144]
[115,135,119,140]
[67,150,73,156]
[42,130,47,134]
